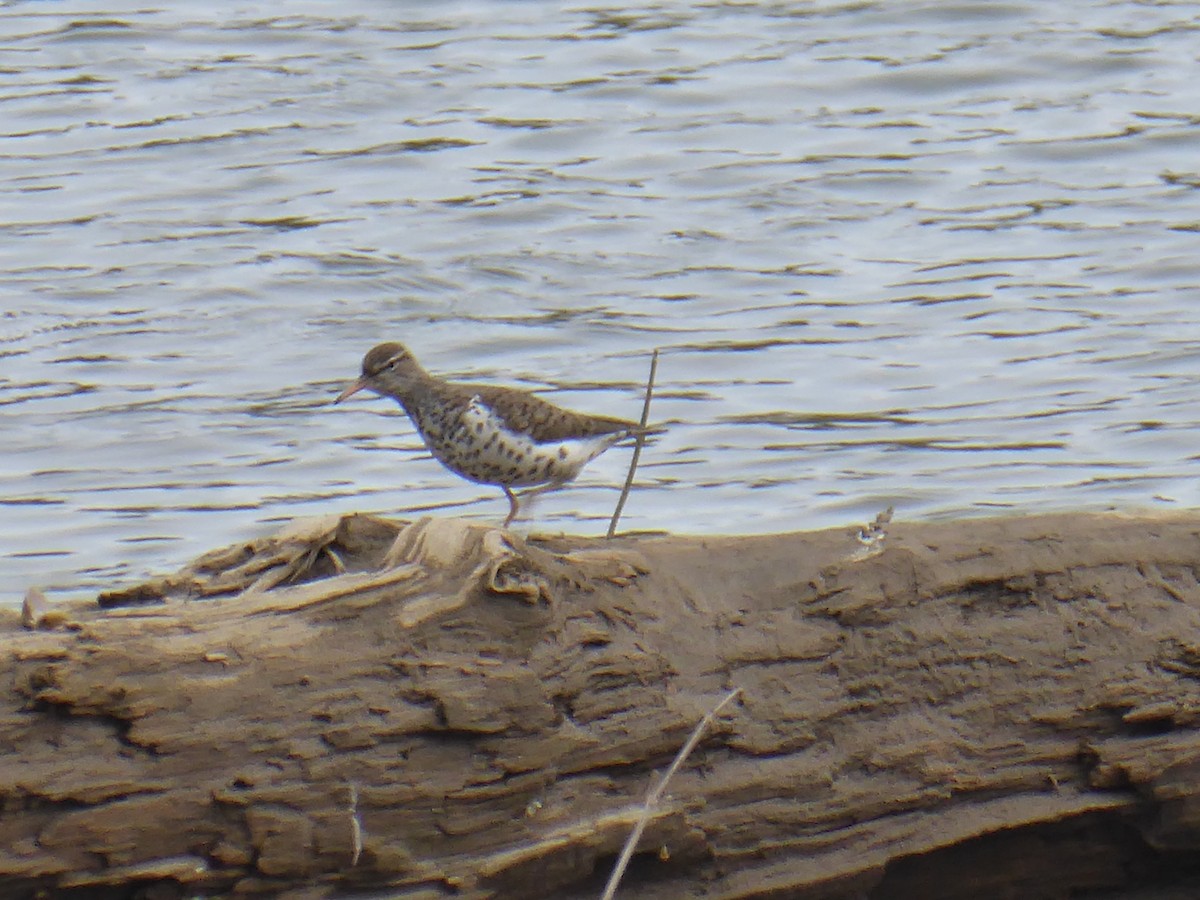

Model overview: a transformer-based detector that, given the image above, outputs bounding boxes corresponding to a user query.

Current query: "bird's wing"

[469,384,638,443]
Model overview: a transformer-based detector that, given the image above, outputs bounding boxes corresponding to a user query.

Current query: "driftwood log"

[6,512,1200,899]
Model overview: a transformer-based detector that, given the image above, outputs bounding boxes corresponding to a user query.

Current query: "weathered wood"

[5,512,1200,898]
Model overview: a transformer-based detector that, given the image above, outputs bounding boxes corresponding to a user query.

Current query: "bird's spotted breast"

[402,394,623,488]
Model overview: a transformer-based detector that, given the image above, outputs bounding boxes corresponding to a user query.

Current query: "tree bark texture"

[5,512,1200,899]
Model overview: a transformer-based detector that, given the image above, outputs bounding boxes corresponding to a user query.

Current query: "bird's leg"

[502,486,520,528]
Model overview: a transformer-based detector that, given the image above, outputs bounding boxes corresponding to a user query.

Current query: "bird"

[335,342,651,527]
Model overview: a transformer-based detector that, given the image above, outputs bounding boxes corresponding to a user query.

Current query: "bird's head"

[335,342,427,403]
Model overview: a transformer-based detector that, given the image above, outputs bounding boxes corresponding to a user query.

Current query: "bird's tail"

[622,423,667,442]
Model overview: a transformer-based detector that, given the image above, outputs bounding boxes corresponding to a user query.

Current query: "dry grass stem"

[599,686,741,900]
[607,348,660,538]
[347,783,363,867]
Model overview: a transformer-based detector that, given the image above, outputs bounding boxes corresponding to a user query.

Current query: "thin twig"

[599,687,741,900]
[347,783,363,866]
[607,348,659,538]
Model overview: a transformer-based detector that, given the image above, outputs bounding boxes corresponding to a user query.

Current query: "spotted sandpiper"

[336,342,651,527]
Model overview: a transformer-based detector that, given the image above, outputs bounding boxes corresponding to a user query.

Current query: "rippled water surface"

[4,0,1200,602]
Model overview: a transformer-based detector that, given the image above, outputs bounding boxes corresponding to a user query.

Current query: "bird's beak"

[335,378,368,404]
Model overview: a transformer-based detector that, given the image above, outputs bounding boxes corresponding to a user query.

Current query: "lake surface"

[4,0,1200,603]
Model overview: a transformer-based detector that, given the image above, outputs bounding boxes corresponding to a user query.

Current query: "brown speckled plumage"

[336,342,647,527]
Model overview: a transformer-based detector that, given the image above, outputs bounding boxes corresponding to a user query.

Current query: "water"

[4,0,1200,603]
